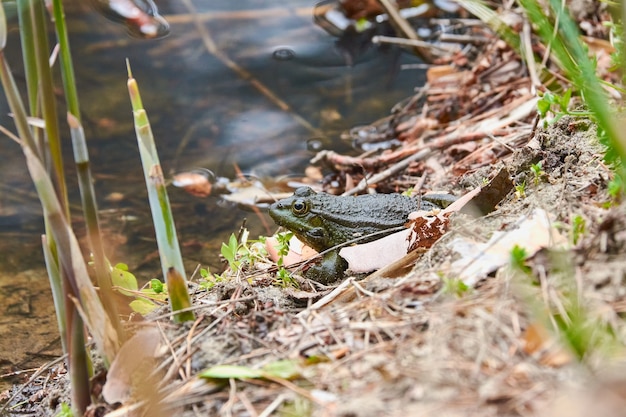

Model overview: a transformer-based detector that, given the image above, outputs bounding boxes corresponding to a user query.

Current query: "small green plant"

[274,231,294,267]
[607,174,623,203]
[571,215,586,245]
[57,403,73,417]
[536,89,592,126]
[514,180,527,198]
[530,162,545,186]
[221,233,242,271]
[275,267,297,287]
[110,263,168,314]
[198,267,223,290]
[510,244,531,274]
[441,276,470,297]
[220,229,270,274]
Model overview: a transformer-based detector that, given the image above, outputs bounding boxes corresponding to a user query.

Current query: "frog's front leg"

[304,250,347,284]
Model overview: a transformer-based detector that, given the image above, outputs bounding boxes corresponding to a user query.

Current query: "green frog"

[268,187,454,283]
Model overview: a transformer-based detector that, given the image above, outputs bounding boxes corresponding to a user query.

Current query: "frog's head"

[269,187,329,252]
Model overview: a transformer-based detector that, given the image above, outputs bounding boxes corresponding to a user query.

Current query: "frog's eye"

[291,199,309,216]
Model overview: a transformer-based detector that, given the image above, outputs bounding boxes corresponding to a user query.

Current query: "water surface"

[0,0,425,378]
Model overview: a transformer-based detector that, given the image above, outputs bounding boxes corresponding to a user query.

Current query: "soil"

[3,2,626,417]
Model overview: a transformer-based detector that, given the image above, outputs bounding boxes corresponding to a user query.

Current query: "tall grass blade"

[23,144,121,362]
[126,61,194,322]
[16,0,37,116]
[51,0,79,119]
[69,113,126,339]
[29,0,69,215]
[0,49,38,155]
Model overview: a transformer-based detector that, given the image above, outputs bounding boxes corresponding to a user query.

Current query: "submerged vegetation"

[0,0,625,415]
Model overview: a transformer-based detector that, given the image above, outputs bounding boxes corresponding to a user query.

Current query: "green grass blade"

[51,0,80,120]
[68,113,126,338]
[68,306,90,414]
[24,144,121,362]
[519,0,626,160]
[167,267,195,321]
[126,62,194,323]
[0,50,39,156]
[29,0,69,215]
[16,0,37,116]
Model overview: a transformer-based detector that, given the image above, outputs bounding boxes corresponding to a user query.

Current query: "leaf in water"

[200,365,263,380]
[111,264,139,296]
[172,171,213,197]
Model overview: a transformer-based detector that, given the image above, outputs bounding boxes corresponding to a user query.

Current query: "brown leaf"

[172,172,212,197]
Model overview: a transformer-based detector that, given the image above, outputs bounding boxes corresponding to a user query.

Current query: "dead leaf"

[450,208,568,286]
[522,322,550,355]
[340,228,413,274]
[341,210,450,274]
[102,327,162,404]
[407,212,450,252]
[172,171,213,197]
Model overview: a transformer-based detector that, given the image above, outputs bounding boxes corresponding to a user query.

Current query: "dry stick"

[375,0,422,55]
[155,307,232,380]
[237,392,259,417]
[296,277,355,317]
[156,321,185,381]
[522,20,541,91]
[221,378,238,417]
[146,295,257,322]
[372,35,457,52]
[179,0,320,136]
[258,393,289,417]
[185,315,204,379]
[343,148,434,196]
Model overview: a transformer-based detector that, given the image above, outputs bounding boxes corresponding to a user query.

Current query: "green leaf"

[114,262,129,271]
[560,88,572,111]
[129,298,158,315]
[111,264,138,296]
[56,402,73,417]
[200,365,263,379]
[150,278,164,293]
[537,98,551,117]
[262,360,300,380]
[221,233,240,269]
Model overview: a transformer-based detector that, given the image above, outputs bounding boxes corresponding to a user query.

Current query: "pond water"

[0,0,424,377]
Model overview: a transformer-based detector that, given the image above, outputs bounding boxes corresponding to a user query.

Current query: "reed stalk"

[127,61,195,323]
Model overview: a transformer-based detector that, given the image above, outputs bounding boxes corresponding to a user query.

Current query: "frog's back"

[310,192,419,244]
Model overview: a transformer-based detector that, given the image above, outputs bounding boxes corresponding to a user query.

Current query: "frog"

[268,186,455,283]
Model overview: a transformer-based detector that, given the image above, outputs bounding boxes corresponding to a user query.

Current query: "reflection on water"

[0,0,424,375]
